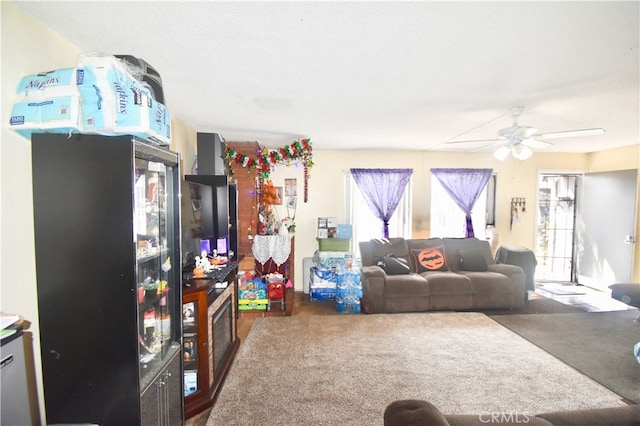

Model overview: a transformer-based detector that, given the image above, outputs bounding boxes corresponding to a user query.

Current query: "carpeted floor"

[206,312,625,425]
[491,309,640,404]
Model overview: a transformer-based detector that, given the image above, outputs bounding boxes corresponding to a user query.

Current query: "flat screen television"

[181,181,215,258]
[181,175,230,268]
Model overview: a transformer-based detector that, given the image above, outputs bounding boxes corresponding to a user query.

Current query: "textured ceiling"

[13,1,640,153]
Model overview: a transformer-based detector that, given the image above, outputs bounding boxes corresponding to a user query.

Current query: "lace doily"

[252,235,292,266]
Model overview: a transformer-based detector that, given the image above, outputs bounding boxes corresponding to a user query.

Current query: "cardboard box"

[310,267,338,288]
[336,224,353,239]
[184,370,198,396]
[317,217,338,238]
[238,277,266,291]
[238,298,269,305]
[238,303,268,311]
[238,289,267,300]
[336,298,361,314]
[318,217,338,228]
[337,285,363,300]
[313,251,353,270]
[337,270,361,285]
[310,287,336,301]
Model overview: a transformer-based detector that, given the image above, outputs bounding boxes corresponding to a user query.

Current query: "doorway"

[535,173,579,282]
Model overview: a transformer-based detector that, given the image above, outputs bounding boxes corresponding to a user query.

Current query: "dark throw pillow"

[377,255,411,275]
[458,249,488,272]
[410,247,448,273]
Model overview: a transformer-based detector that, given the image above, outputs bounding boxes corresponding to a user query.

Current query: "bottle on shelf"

[143,306,158,351]
[157,295,171,342]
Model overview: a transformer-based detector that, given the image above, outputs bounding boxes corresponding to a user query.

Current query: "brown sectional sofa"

[359,237,526,313]
[384,399,640,426]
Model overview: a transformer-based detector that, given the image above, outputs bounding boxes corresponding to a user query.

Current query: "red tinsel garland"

[224,138,313,202]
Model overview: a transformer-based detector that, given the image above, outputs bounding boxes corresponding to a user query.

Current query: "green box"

[317,238,351,251]
[238,304,268,311]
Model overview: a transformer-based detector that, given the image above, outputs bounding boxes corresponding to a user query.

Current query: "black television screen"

[181,175,230,268]
[181,180,214,262]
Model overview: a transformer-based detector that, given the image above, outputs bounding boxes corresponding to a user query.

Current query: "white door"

[576,169,637,290]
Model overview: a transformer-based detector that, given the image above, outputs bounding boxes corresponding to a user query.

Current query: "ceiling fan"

[446,107,606,160]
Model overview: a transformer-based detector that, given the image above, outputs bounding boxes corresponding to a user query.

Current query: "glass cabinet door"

[135,152,179,383]
[182,298,199,396]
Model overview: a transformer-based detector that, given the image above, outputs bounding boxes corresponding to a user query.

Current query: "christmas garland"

[225,138,313,202]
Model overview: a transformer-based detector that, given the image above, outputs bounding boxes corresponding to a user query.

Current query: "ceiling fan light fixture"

[493,146,510,161]
[512,144,533,160]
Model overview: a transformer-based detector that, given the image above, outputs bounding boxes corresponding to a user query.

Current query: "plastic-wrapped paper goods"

[9,53,170,146]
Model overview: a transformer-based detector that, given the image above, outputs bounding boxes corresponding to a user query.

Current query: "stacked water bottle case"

[309,219,361,313]
[335,267,362,314]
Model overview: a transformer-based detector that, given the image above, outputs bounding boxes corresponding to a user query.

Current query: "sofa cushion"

[461,271,515,294]
[370,238,410,263]
[422,272,472,295]
[406,238,445,271]
[410,247,449,273]
[384,274,431,298]
[406,238,445,250]
[378,255,412,275]
[457,249,488,271]
[443,238,493,272]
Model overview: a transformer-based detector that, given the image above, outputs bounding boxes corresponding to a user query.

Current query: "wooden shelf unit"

[182,262,240,420]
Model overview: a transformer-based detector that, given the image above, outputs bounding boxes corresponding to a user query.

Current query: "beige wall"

[266,150,594,288]
[1,3,638,422]
[1,3,83,422]
[0,4,199,422]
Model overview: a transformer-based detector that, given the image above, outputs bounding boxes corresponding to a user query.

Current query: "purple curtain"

[350,168,413,238]
[431,168,493,238]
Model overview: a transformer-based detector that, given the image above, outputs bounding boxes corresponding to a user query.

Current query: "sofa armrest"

[384,400,450,426]
[361,265,386,277]
[487,263,526,308]
[360,266,387,313]
[487,263,525,281]
[536,404,640,426]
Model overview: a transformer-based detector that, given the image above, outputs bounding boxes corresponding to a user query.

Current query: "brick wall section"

[226,142,260,258]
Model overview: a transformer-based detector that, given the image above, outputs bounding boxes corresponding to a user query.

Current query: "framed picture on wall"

[285,178,297,196]
[287,196,297,210]
[275,187,283,204]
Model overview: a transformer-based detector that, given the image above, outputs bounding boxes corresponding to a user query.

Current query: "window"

[430,175,494,240]
[345,174,412,260]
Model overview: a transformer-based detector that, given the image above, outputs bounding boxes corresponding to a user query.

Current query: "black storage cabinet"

[31,133,183,425]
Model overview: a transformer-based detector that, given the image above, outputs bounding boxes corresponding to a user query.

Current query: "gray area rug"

[491,309,640,404]
[480,294,584,316]
[207,313,625,425]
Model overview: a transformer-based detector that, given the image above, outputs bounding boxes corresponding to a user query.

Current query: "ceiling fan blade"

[538,128,605,140]
[522,138,553,149]
[445,138,503,145]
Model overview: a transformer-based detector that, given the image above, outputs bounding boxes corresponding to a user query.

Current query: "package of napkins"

[9,53,171,146]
